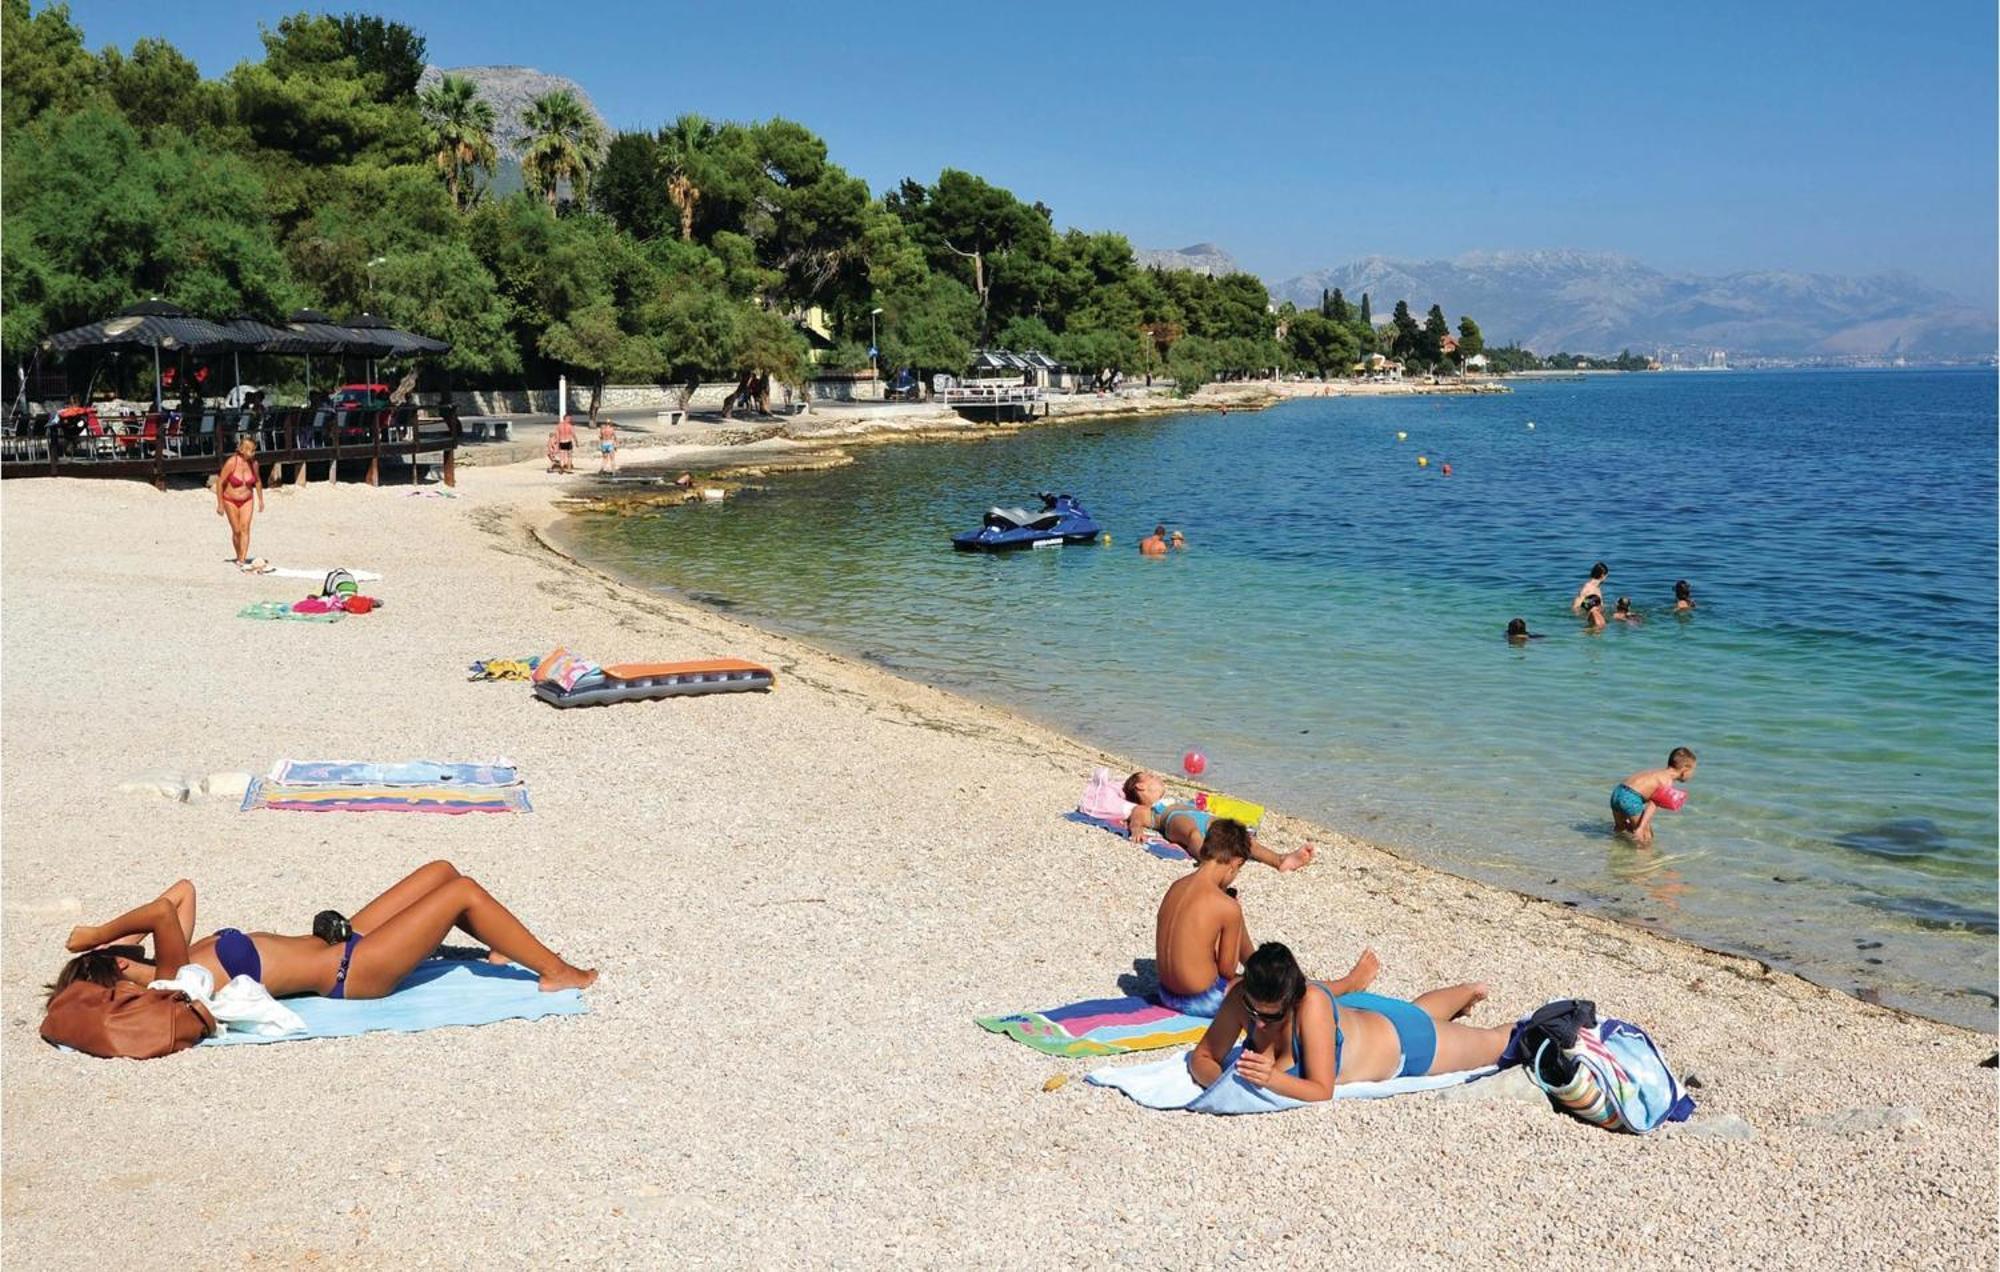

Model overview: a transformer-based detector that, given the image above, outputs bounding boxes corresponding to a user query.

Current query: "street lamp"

[869,307,884,395]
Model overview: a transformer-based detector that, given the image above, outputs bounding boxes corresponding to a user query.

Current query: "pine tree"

[1359,292,1372,327]
[1329,287,1351,325]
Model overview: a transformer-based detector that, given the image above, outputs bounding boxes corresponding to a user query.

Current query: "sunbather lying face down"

[1188,942,1510,1102]
[1121,771,1315,873]
[48,862,597,1005]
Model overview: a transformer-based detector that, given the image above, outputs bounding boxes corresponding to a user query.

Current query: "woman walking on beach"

[50,862,597,1002]
[216,437,265,570]
[1189,943,1510,1102]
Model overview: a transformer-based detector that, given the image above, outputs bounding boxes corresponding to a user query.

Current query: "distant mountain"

[1135,242,1242,277]
[416,64,607,164]
[1271,249,1996,360]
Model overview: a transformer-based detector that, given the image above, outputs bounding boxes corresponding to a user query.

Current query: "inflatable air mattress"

[533,658,776,708]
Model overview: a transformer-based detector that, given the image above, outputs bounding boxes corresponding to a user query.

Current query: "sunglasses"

[1245,1001,1289,1025]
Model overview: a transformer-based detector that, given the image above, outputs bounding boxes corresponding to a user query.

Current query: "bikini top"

[1253,983,1341,1080]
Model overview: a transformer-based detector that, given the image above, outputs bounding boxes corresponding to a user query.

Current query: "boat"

[952,492,1101,552]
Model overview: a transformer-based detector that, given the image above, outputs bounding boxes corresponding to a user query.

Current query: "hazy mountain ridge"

[1134,243,1242,277]
[1271,250,1995,359]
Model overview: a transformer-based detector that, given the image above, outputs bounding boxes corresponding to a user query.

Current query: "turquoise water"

[559,371,1999,1028]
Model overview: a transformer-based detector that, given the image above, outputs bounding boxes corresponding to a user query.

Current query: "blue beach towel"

[268,759,521,787]
[1063,811,1187,862]
[1086,1046,1499,1114]
[201,961,585,1047]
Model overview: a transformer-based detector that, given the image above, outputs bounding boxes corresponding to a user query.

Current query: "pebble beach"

[2,463,1993,1268]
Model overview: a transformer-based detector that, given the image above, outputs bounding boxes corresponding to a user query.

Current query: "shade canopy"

[40,301,238,356]
[222,314,341,355]
[341,312,451,356]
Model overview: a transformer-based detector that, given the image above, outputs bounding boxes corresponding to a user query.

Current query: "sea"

[556,369,2000,1029]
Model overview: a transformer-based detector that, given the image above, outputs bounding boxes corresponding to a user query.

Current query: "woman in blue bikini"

[48,862,596,1003]
[1189,943,1511,1100]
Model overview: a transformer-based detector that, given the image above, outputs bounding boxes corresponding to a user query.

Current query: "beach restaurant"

[3,301,461,488]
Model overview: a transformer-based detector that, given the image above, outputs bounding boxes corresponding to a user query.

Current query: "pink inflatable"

[1651,784,1687,811]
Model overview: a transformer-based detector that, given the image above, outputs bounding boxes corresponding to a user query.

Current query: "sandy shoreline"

[2,466,1993,1268]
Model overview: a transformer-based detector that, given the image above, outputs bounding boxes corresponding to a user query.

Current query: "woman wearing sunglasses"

[1189,942,1513,1101]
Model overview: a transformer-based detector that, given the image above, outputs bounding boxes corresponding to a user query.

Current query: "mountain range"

[1132,243,1242,277]
[1260,250,1994,360]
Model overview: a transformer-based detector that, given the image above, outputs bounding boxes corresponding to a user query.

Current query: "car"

[330,383,390,411]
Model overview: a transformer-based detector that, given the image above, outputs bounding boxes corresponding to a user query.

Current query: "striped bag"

[1530,1017,1696,1134]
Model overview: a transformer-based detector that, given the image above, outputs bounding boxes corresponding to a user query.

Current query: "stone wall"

[453,379,876,415]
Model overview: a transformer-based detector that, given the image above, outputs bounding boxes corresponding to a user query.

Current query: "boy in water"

[1612,596,1642,624]
[1581,594,1606,631]
[1611,747,1698,845]
[1153,820,1374,1016]
[1571,561,1609,613]
[1124,771,1314,872]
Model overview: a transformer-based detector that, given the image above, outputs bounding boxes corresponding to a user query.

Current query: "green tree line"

[2,2,1512,406]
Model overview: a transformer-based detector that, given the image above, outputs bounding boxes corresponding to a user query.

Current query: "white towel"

[1086,1047,1498,1114]
[150,965,308,1038]
[268,567,383,582]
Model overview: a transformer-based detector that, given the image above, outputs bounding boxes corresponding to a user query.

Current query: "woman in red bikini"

[47,862,598,1003]
[216,437,265,569]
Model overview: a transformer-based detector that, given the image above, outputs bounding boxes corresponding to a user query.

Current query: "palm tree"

[656,113,714,242]
[417,74,497,211]
[521,89,606,212]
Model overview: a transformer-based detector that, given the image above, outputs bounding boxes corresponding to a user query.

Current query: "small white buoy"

[1526,421,1536,430]
[702,487,726,502]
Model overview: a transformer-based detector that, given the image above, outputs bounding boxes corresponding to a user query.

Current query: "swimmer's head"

[1590,561,1609,580]
[1668,746,1698,778]
[1123,771,1164,805]
[1614,596,1632,614]
[1153,524,1166,538]
[1200,818,1253,866]
[1675,580,1692,601]
[1506,617,1530,640]
[1242,943,1307,1023]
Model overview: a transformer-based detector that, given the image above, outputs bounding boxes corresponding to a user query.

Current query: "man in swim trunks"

[1139,524,1168,557]
[1611,746,1697,845]
[598,419,618,474]
[553,414,576,472]
[1123,771,1314,872]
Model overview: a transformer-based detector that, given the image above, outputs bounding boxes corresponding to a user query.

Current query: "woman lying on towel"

[48,862,597,1003]
[1189,942,1509,1101]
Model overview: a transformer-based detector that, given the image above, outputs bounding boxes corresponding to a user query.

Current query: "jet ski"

[952,492,1102,552]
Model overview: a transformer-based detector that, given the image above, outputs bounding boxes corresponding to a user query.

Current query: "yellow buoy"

[1417,455,1429,467]
[1099,533,1112,546]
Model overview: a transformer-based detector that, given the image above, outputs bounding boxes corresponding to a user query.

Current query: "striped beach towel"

[238,600,342,623]
[242,780,532,814]
[266,759,520,787]
[977,994,1211,1058]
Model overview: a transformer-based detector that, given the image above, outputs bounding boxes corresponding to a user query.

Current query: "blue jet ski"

[952,492,1102,552]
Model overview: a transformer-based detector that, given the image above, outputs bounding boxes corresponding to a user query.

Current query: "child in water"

[1506,617,1542,644]
[1571,561,1609,613]
[1124,772,1313,872]
[1674,580,1696,611]
[1611,747,1698,845]
[1612,596,1642,624]
[1581,594,1606,631]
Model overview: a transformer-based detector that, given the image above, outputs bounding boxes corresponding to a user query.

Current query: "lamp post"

[364,257,387,384]
[869,307,884,398]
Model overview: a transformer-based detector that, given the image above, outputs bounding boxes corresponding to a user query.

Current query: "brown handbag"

[39,979,217,1059]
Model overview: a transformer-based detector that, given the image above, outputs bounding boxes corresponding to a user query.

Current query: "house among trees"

[1354,353,1404,382]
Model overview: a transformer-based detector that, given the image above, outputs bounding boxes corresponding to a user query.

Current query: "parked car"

[331,383,390,411]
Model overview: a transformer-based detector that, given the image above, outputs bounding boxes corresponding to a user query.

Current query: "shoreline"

[2,464,1991,1266]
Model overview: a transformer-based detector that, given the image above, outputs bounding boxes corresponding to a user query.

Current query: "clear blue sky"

[61,0,2000,303]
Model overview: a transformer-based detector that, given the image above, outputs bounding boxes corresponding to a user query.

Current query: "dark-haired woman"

[50,862,596,1005]
[1188,942,1511,1102]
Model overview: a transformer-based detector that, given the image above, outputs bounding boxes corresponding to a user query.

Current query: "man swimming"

[1124,771,1313,872]
[1611,747,1698,845]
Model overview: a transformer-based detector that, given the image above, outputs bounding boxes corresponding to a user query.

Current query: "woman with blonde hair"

[216,436,265,569]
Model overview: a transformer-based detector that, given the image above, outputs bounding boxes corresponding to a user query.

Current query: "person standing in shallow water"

[1571,561,1609,613]
[1139,524,1168,556]
[216,437,264,569]
[1674,580,1696,612]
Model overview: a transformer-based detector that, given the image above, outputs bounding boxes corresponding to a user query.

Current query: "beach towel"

[976,994,1212,1058]
[1064,811,1186,863]
[468,657,541,682]
[202,960,584,1047]
[238,600,342,623]
[242,780,532,814]
[266,759,521,788]
[1086,1046,1500,1115]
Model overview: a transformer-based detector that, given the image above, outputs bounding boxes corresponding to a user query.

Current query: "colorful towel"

[202,960,583,1047]
[468,657,541,682]
[1063,811,1186,863]
[267,759,520,787]
[976,994,1211,1058]
[1086,1047,1500,1114]
[238,600,343,623]
[242,780,532,814]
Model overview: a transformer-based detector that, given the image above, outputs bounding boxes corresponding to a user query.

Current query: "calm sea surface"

[558,370,1999,1028]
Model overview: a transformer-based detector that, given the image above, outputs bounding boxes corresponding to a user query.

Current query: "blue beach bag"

[1529,1017,1696,1134]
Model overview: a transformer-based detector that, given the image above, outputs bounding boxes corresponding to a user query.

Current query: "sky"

[59,0,2000,304]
